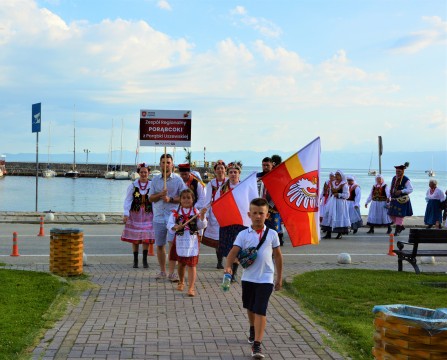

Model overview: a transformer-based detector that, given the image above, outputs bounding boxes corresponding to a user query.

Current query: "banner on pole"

[140,110,191,147]
[32,103,41,133]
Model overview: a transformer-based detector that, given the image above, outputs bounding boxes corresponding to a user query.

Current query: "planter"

[49,228,83,276]
[373,305,447,359]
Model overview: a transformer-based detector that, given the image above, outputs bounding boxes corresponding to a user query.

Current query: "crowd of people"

[119,155,446,359]
[120,153,284,359]
[320,163,447,239]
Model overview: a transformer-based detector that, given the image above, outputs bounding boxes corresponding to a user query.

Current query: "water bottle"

[221,273,232,292]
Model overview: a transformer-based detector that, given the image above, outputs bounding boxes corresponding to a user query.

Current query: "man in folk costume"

[178,163,206,210]
[258,156,285,246]
[387,162,413,236]
[365,174,393,234]
[346,175,363,234]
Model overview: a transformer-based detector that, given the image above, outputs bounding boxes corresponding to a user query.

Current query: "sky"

[0,0,446,161]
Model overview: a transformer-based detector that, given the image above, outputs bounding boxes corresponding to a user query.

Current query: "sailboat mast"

[73,105,76,171]
[120,118,123,169]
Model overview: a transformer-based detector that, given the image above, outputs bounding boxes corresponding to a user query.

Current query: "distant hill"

[3,149,446,171]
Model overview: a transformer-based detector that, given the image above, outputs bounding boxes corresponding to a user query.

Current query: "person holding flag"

[212,162,258,282]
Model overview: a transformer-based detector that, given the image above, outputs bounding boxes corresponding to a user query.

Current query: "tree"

[183,147,191,165]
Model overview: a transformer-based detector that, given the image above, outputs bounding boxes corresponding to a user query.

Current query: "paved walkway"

[1,212,443,359]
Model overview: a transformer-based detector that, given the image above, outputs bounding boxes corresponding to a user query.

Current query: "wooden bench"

[393,228,447,274]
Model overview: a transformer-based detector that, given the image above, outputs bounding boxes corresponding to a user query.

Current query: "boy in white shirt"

[225,198,283,359]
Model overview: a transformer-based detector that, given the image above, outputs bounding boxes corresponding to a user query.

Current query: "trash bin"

[372,304,447,359]
[49,228,83,276]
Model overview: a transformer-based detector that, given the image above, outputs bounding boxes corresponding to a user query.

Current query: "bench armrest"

[396,241,413,251]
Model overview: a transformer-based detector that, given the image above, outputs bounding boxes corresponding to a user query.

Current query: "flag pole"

[163,146,167,189]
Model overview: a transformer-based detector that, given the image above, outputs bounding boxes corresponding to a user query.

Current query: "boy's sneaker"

[251,342,264,358]
[248,327,255,344]
[168,273,179,283]
[155,271,166,280]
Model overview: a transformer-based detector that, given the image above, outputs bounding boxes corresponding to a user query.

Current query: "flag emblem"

[285,170,319,211]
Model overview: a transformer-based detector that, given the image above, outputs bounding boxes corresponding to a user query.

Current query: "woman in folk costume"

[321,170,350,239]
[424,179,445,229]
[387,162,413,236]
[319,172,335,224]
[202,160,227,269]
[346,175,363,234]
[121,163,154,268]
[365,174,392,234]
[216,162,247,282]
[168,189,207,297]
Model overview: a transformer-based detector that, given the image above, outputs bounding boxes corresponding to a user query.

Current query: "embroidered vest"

[130,187,152,213]
[391,175,409,197]
[347,185,358,201]
[173,206,199,235]
[372,185,387,201]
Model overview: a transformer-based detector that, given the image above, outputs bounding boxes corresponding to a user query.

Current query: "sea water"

[0,167,445,215]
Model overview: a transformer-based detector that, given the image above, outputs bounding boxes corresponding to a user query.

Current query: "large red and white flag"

[212,172,258,227]
[262,137,321,247]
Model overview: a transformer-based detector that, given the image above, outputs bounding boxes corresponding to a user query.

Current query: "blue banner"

[32,103,41,133]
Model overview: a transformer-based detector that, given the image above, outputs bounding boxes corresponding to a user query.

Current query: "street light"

[83,149,91,172]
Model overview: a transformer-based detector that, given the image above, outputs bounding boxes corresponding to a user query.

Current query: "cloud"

[426,110,447,129]
[230,6,281,38]
[157,0,172,11]
[390,16,447,54]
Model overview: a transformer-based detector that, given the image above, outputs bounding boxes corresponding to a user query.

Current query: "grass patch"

[0,269,93,360]
[285,269,447,360]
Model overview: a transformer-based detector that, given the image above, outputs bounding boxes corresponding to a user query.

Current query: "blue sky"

[0,0,446,160]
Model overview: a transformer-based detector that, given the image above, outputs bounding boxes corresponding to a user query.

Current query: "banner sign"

[32,103,41,133]
[140,109,191,147]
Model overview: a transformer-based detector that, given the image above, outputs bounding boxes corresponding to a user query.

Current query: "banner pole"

[35,132,39,211]
[163,146,167,189]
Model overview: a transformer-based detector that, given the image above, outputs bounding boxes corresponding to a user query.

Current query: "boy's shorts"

[241,281,274,316]
[153,222,175,246]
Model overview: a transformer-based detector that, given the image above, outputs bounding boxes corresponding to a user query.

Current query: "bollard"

[10,232,20,256]
[148,242,155,256]
[387,234,396,256]
[37,216,45,236]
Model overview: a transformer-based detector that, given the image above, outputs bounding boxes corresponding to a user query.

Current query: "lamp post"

[83,149,91,172]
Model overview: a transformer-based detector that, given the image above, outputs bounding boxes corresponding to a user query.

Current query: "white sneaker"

[155,271,166,280]
[168,273,179,282]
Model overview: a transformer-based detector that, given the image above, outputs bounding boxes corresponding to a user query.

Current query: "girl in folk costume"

[217,162,247,282]
[346,175,363,234]
[424,179,445,229]
[321,170,351,239]
[365,174,392,234]
[202,160,227,269]
[121,163,154,268]
[319,172,335,224]
[168,189,207,297]
[388,162,413,236]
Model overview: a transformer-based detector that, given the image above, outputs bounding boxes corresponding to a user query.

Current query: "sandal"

[177,282,184,291]
[187,289,195,297]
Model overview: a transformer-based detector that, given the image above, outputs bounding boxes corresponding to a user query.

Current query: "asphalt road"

[1,223,446,271]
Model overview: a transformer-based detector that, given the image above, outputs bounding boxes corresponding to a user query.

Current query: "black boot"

[335,233,342,239]
[279,233,284,246]
[394,225,401,236]
[323,231,332,239]
[231,263,239,283]
[386,225,392,234]
[133,251,138,268]
[143,250,149,268]
[367,226,374,234]
[216,250,224,269]
[353,228,358,234]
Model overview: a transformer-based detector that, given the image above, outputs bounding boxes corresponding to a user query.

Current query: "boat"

[425,156,435,177]
[114,119,129,180]
[367,152,377,176]
[0,154,6,178]
[65,106,80,178]
[104,120,115,179]
[149,169,161,180]
[42,122,56,178]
